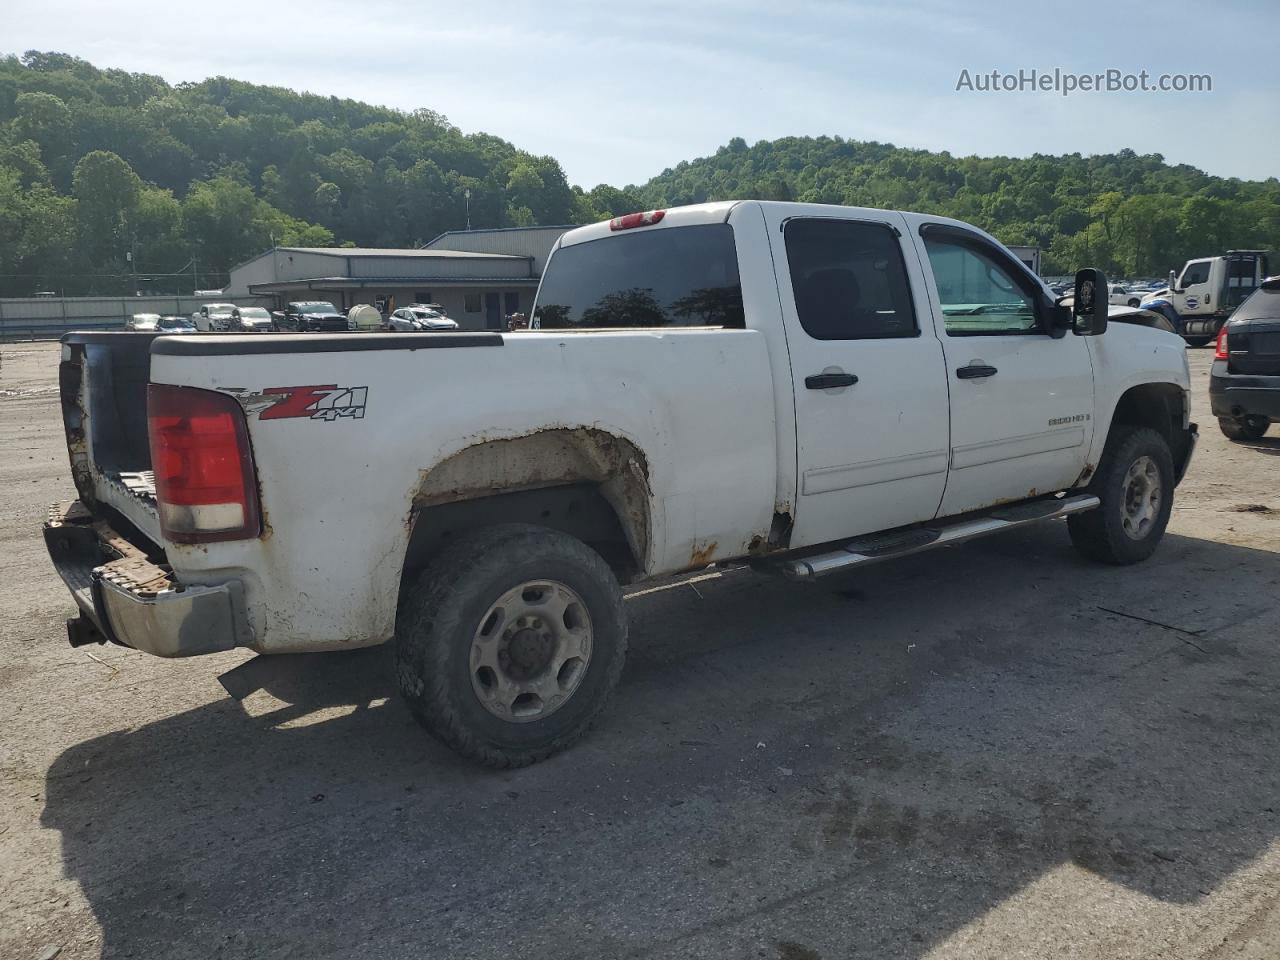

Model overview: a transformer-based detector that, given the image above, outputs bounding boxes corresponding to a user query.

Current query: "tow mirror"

[1168,269,1180,294]
[1073,268,1108,336]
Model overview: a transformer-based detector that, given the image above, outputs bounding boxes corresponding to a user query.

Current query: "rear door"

[762,208,952,548]
[908,221,1094,516]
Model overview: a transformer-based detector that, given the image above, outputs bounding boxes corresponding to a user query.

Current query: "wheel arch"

[401,428,653,592]
[1095,382,1193,485]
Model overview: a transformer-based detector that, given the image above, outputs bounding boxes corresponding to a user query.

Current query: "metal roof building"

[226,226,577,329]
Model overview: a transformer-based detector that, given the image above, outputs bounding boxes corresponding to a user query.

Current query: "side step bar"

[776,494,1100,579]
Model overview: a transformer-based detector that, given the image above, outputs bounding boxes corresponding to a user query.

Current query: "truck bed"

[58,328,780,654]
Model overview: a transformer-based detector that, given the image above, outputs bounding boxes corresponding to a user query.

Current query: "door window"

[923,234,1040,336]
[783,219,917,340]
[1180,261,1211,286]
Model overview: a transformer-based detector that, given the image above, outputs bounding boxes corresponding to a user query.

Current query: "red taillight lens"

[609,209,666,231]
[1214,325,1230,359]
[147,384,260,543]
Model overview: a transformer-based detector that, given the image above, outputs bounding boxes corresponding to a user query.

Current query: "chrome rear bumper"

[43,501,251,657]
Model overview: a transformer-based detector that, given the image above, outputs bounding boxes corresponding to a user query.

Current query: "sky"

[5,0,1278,188]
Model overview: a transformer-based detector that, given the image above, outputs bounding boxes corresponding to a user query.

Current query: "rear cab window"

[533,224,744,329]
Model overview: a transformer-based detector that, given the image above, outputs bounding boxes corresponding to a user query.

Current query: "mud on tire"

[396,523,627,768]
[1067,426,1175,565]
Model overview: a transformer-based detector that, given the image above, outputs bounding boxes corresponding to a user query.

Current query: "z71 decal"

[224,385,368,421]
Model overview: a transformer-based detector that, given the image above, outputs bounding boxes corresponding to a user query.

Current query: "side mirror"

[1168,269,1180,294]
[1073,268,1109,336]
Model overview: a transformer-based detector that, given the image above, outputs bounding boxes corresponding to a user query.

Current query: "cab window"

[533,224,744,329]
[923,234,1040,336]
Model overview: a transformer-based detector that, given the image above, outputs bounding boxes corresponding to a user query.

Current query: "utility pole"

[465,188,471,231]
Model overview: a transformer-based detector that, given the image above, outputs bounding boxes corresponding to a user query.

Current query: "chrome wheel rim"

[1121,455,1162,540]
[469,580,593,723]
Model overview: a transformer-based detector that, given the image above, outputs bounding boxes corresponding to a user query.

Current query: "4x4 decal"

[224,385,368,421]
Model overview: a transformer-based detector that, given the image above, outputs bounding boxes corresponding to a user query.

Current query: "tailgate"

[1227,320,1280,376]
[58,332,163,541]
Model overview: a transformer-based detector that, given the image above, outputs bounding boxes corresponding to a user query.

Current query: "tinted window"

[923,234,1040,336]
[1231,287,1280,321]
[784,219,917,340]
[534,224,743,330]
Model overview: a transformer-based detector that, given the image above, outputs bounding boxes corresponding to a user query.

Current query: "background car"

[1108,284,1143,308]
[387,305,459,332]
[155,315,197,334]
[273,301,349,332]
[230,306,274,332]
[192,302,237,331]
[125,313,160,331]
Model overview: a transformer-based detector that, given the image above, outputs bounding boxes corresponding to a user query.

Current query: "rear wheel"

[1068,426,1174,564]
[396,524,627,768]
[1184,336,1213,347]
[1218,415,1269,441]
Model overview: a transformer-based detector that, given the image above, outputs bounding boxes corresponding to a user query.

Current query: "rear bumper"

[1209,362,1280,420]
[43,501,251,657]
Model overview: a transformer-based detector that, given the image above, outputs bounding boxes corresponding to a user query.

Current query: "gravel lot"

[1,339,1278,960]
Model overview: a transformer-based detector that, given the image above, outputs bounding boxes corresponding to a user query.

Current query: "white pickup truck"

[44,201,1196,767]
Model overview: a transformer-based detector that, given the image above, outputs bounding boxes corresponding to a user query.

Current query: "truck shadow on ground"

[42,528,1280,959]
[1237,436,1280,457]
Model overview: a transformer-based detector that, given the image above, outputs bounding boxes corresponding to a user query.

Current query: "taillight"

[147,384,260,543]
[609,209,666,231]
[1214,325,1230,359]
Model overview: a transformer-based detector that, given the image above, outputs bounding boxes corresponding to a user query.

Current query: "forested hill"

[0,50,595,295]
[625,136,1280,276]
[1,51,1278,296]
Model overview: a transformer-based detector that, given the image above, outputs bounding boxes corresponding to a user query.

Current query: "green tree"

[72,150,143,266]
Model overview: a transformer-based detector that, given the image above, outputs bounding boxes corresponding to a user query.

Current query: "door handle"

[805,372,859,389]
[956,364,998,380]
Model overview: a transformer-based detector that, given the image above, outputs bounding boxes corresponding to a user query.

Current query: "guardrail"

[0,296,273,343]
[0,318,121,342]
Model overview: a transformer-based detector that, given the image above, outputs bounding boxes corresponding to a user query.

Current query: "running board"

[775,494,1100,579]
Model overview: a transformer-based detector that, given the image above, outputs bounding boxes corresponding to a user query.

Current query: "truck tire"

[1184,336,1213,347]
[1218,415,1269,441]
[396,523,627,768]
[1067,426,1174,565]
[1127,298,1141,308]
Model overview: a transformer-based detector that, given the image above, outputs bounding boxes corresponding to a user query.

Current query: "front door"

[764,209,952,548]
[908,222,1094,517]
[1176,258,1214,316]
[484,292,501,329]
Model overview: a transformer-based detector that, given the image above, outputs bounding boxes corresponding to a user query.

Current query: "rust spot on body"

[689,541,718,567]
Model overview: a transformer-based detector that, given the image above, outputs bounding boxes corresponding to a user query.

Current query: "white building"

[225,225,576,329]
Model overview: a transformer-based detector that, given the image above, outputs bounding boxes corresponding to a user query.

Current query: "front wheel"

[1218,415,1269,441]
[396,524,627,768]
[1068,426,1174,565]
[1128,298,1141,308]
